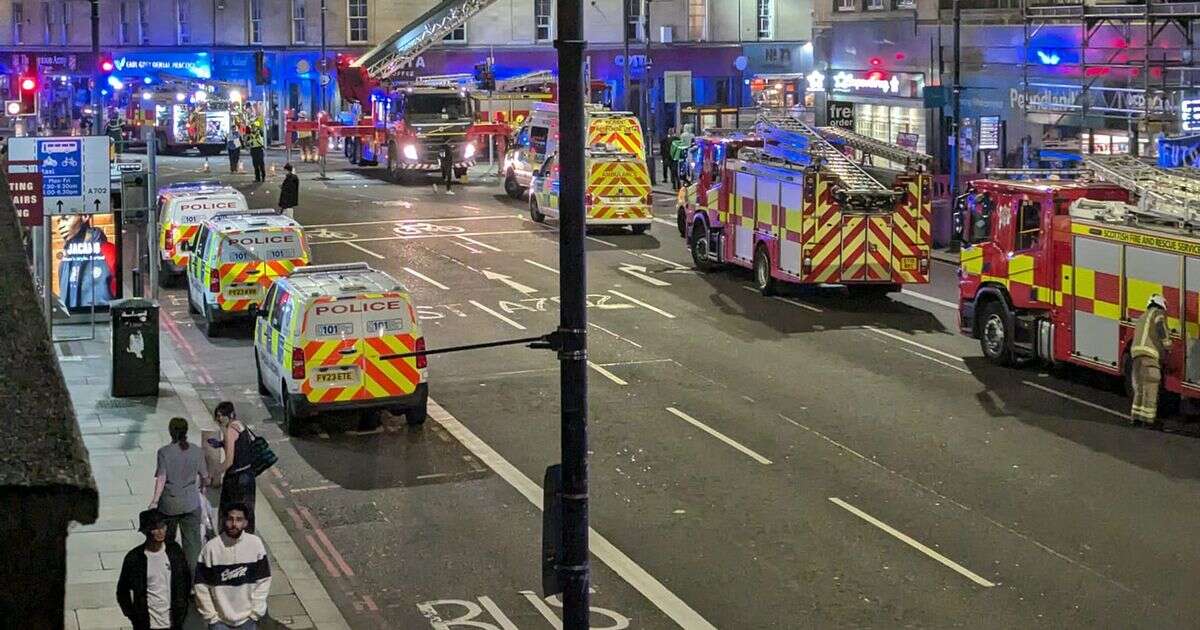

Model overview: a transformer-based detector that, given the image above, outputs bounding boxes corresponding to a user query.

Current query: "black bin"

[110,298,160,397]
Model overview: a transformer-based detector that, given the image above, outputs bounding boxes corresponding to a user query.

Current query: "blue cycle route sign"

[37,138,83,198]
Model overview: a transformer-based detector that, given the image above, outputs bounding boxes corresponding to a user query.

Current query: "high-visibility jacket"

[245,132,264,149]
[1131,306,1172,361]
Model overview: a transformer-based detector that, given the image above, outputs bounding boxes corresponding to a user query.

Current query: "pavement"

[58,322,351,630]
[57,152,1200,629]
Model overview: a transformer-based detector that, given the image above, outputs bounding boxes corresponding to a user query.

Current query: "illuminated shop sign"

[111,53,212,79]
[831,71,923,98]
[1182,100,1200,132]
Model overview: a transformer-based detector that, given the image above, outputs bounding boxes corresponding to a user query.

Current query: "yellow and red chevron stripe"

[588,120,645,159]
[805,178,842,283]
[215,258,307,312]
[165,224,201,266]
[299,335,422,404]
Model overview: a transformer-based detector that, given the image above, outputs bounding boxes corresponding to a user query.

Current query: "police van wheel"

[505,172,523,199]
[187,291,199,314]
[406,403,428,426]
[754,246,777,297]
[690,222,714,272]
[281,387,301,437]
[203,304,220,338]
[530,200,546,224]
[979,301,1014,367]
[254,351,269,396]
[631,224,649,235]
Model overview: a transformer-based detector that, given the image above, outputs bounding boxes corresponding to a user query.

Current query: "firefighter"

[440,144,454,191]
[1130,294,1172,428]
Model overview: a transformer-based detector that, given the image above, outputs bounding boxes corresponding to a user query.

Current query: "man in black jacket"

[117,510,192,630]
[278,163,299,219]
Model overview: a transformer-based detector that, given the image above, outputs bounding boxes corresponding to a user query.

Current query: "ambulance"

[502,102,647,199]
[253,263,429,435]
[186,210,311,336]
[156,186,248,286]
[527,146,652,233]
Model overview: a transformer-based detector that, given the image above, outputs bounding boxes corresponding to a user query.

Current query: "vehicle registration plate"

[227,287,259,297]
[901,257,918,271]
[314,367,360,386]
[602,196,639,204]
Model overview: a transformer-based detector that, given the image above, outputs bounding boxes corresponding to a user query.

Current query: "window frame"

[292,0,307,44]
[41,1,50,44]
[1015,199,1041,251]
[687,0,706,41]
[176,0,190,44]
[756,0,773,40]
[59,0,68,44]
[137,0,149,44]
[346,0,367,44]
[625,0,641,42]
[534,0,552,42]
[443,22,465,43]
[866,0,886,10]
[118,1,130,44]
[835,0,857,12]
[12,2,25,44]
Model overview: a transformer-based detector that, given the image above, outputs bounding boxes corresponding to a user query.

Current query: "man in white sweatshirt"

[194,503,271,629]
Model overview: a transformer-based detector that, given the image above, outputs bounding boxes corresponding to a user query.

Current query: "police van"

[157,185,248,286]
[186,210,310,336]
[253,263,429,435]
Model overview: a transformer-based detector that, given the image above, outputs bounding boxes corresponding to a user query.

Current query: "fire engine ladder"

[411,73,475,87]
[494,70,556,92]
[814,125,932,170]
[1082,155,1200,225]
[350,0,499,81]
[756,112,890,197]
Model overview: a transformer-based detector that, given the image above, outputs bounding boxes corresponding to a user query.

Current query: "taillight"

[920,257,929,272]
[164,229,174,252]
[291,347,306,380]
[415,337,427,369]
[209,273,220,293]
[802,256,812,274]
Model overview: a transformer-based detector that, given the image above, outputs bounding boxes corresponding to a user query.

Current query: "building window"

[176,0,190,44]
[249,0,262,44]
[118,1,130,44]
[534,0,552,42]
[625,0,641,41]
[347,0,367,43]
[138,0,149,44]
[687,0,706,41]
[292,0,307,44]
[58,0,68,43]
[41,1,50,44]
[12,2,24,44]
[443,23,464,42]
[894,0,916,8]
[866,0,885,8]
[756,0,773,39]
[836,0,857,11]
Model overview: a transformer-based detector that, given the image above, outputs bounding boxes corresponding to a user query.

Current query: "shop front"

[1,51,100,135]
[816,68,930,167]
[741,42,813,110]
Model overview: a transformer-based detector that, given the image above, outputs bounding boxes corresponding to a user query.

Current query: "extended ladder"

[351,0,499,81]
[411,73,474,87]
[756,112,890,196]
[495,70,555,92]
[815,125,931,170]
[1082,155,1200,225]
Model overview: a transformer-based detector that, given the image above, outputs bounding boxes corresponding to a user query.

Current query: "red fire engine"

[683,113,933,295]
[957,156,1200,403]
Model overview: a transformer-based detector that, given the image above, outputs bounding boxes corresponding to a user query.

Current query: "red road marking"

[298,506,355,577]
[362,594,379,612]
[263,480,285,499]
[285,507,306,530]
[305,533,342,578]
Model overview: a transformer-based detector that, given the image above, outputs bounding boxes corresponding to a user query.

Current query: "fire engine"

[957,156,1200,403]
[675,129,763,236]
[684,112,934,296]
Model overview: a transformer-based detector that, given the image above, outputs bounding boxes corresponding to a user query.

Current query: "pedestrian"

[1130,294,1172,428]
[440,144,454,191]
[247,128,266,182]
[278,163,299,219]
[148,417,209,573]
[116,509,192,630]
[213,402,257,533]
[660,127,677,185]
[227,130,242,174]
[194,503,271,630]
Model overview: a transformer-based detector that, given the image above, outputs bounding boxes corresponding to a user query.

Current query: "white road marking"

[618,263,672,287]
[897,346,972,374]
[863,326,966,363]
[1023,381,1126,420]
[639,253,689,269]
[469,300,528,330]
[524,259,560,274]
[309,228,541,245]
[588,361,629,386]
[403,267,450,290]
[428,400,718,630]
[596,358,674,367]
[462,205,481,211]
[665,407,773,465]
[342,241,385,259]
[739,285,823,312]
[588,322,644,348]
[652,217,675,227]
[828,497,997,588]
[289,484,339,494]
[901,289,959,310]
[457,234,503,252]
[451,240,483,254]
[586,235,620,247]
[306,214,515,228]
[609,290,676,319]
[482,269,539,295]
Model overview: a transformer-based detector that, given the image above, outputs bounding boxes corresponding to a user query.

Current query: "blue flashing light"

[1039,150,1082,162]
[143,77,153,84]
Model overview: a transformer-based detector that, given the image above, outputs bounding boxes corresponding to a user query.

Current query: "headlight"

[402,144,418,160]
[464,143,476,159]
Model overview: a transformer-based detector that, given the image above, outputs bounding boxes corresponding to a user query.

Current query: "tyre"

[187,288,199,314]
[530,199,546,223]
[203,302,220,338]
[978,300,1015,366]
[505,172,524,199]
[281,385,301,437]
[690,221,714,272]
[157,262,174,289]
[406,402,428,426]
[677,208,687,238]
[754,245,777,296]
[631,224,650,235]
[255,350,269,396]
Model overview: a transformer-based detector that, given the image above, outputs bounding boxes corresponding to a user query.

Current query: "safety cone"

[202,158,211,173]
[269,162,277,176]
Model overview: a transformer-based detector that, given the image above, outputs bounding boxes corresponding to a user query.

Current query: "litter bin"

[110,298,160,397]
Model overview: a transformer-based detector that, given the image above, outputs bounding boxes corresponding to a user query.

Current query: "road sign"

[8,136,112,216]
[7,160,43,226]
[663,71,692,104]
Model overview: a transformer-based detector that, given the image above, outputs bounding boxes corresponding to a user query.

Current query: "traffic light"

[98,54,115,75]
[17,75,38,115]
[254,50,271,85]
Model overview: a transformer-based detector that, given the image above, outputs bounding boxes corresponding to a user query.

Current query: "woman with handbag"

[213,402,259,533]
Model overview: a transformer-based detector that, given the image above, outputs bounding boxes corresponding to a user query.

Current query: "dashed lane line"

[665,407,773,465]
[469,300,528,330]
[309,229,541,245]
[862,326,966,363]
[739,285,823,313]
[524,259,560,274]
[428,400,719,630]
[404,267,450,290]
[588,361,629,386]
[452,240,483,254]
[1022,380,1127,420]
[901,289,959,310]
[588,322,644,348]
[586,235,620,247]
[896,346,972,375]
[342,241,385,260]
[609,290,676,319]
[828,497,997,588]
[456,234,503,252]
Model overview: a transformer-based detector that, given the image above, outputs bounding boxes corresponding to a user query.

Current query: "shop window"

[894,0,916,7]
[534,0,552,42]
[12,2,24,44]
[756,0,773,40]
[118,1,130,44]
[137,0,149,44]
[347,0,367,44]
[687,0,706,41]
[292,0,307,44]
[176,0,190,44]
[1016,200,1040,251]
[835,0,857,12]
[249,0,262,44]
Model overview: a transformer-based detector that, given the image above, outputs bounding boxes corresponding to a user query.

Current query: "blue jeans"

[210,621,257,630]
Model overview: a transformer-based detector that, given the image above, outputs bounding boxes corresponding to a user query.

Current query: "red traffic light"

[20,77,36,91]
[100,59,114,73]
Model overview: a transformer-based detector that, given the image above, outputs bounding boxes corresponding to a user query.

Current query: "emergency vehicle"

[957,156,1200,405]
[156,186,248,286]
[676,129,763,236]
[528,146,652,233]
[503,102,647,199]
[253,263,429,435]
[685,113,933,295]
[186,211,311,337]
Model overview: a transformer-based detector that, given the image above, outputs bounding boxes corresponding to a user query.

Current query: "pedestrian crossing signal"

[5,100,20,116]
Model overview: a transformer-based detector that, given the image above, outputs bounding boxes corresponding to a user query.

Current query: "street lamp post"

[91,0,102,137]
[643,0,656,185]
[949,0,962,249]
[320,0,327,114]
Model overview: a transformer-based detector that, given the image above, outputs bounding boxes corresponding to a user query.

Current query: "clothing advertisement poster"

[53,213,119,310]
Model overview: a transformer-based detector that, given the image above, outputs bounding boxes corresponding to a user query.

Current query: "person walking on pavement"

[246,127,266,182]
[278,163,299,219]
[212,402,257,533]
[1130,294,1173,428]
[226,130,242,174]
[660,128,677,187]
[194,503,271,630]
[149,417,209,573]
[116,509,193,630]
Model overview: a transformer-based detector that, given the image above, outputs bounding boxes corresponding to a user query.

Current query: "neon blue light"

[1036,50,1061,66]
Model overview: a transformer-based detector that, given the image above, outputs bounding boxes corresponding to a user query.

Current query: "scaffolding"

[1021,0,1200,134]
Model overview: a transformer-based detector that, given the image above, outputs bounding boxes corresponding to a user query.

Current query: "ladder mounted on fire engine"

[815,125,932,171]
[755,112,892,198]
[411,73,475,88]
[1082,155,1200,227]
[351,0,499,81]
[494,70,555,92]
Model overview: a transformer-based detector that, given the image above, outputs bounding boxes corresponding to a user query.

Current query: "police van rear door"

[166,193,247,258]
[303,294,422,403]
[218,228,308,306]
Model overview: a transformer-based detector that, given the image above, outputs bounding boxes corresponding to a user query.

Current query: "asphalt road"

[146,153,1200,629]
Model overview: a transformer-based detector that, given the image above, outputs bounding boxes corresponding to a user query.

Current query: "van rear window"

[220,231,304,263]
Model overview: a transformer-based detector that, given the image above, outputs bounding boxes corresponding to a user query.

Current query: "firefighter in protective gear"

[1130,294,1172,427]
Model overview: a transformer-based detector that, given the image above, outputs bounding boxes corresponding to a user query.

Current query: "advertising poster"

[53,213,119,310]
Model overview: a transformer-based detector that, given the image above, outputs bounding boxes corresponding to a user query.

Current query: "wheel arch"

[971,283,1013,338]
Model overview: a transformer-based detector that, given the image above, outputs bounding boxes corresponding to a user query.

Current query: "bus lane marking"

[469,300,528,330]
